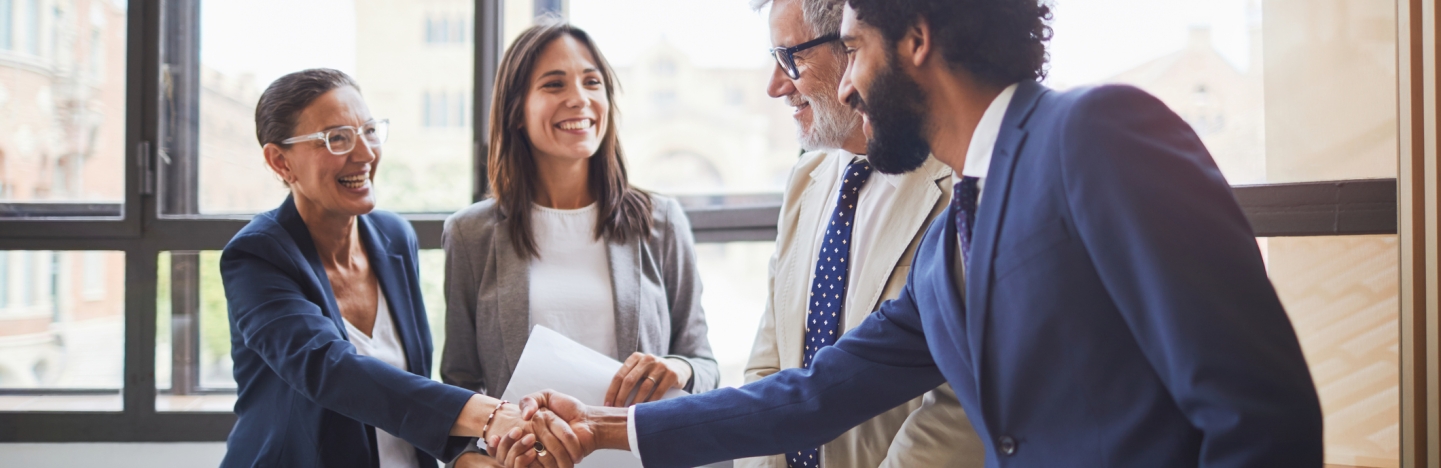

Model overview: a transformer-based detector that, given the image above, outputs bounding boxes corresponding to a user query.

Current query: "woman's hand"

[453,451,505,468]
[603,353,692,406]
[488,427,538,468]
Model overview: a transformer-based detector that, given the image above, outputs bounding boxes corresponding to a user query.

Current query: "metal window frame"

[0,0,1421,452]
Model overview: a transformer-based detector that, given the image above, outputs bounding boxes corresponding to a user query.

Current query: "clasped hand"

[479,391,600,468]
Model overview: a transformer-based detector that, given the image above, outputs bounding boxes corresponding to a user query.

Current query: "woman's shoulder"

[639,192,693,241]
[444,198,504,237]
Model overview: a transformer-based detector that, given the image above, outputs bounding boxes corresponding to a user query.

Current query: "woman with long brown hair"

[440,19,718,466]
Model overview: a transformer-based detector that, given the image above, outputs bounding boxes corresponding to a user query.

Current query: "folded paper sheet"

[501,325,687,467]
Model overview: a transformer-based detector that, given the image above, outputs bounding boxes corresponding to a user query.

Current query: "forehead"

[768,0,808,43]
[840,5,868,39]
[296,86,370,132]
[530,34,600,80]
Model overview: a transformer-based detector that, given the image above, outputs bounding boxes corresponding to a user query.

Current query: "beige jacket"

[738,151,984,468]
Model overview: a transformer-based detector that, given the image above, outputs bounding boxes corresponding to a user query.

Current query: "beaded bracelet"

[480,400,509,441]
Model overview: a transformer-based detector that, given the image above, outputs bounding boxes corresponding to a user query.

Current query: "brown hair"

[255,68,361,147]
[488,19,652,258]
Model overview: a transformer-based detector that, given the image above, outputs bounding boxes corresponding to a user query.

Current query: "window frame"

[0,3,1426,462]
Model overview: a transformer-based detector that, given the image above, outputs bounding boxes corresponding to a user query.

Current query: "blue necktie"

[788,159,872,468]
[953,176,980,267]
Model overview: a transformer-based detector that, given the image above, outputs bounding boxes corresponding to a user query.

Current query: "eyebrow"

[538,68,599,80]
[840,34,858,43]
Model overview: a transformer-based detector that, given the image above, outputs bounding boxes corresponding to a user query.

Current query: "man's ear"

[263,143,294,185]
[897,16,933,69]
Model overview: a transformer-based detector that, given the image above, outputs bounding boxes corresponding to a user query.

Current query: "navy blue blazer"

[631,82,1323,467]
[220,196,475,467]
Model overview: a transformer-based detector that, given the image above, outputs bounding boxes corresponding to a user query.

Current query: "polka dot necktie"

[953,176,981,267]
[788,158,872,468]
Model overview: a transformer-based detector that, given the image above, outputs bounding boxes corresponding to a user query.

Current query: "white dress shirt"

[529,203,619,360]
[342,293,420,468]
[626,82,1020,458]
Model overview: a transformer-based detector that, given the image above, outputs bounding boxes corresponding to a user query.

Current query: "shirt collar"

[834,149,900,188]
[960,82,1019,180]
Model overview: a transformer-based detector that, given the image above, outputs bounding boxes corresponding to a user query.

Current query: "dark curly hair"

[846,0,1052,85]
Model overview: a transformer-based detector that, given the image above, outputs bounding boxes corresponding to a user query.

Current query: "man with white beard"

[737,0,982,467]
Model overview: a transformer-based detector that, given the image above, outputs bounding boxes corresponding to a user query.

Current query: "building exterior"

[0,0,127,390]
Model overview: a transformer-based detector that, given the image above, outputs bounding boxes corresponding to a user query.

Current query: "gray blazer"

[439,194,719,399]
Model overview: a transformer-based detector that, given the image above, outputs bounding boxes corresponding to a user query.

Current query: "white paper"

[501,325,687,467]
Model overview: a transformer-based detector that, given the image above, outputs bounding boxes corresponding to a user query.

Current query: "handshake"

[461,390,633,468]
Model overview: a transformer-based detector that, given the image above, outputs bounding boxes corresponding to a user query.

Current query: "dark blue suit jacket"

[220,196,475,467]
[632,82,1323,467]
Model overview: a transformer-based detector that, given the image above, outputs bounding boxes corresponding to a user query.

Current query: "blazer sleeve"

[221,232,475,462]
[440,217,487,394]
[656,198,720,393]
[633,267,944,468]
[1059,85,1323,466]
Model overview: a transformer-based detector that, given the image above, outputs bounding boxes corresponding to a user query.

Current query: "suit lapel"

[610,238,641,360]
[846,157,947,329]
[493,219,531,375]
[777,156,837,369]
[966,81,1046,386]
[276,195,350,339]
[359,216,426,376]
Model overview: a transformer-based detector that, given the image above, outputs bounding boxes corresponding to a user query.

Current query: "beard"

[789,77,862,151]
[846,53,931,175]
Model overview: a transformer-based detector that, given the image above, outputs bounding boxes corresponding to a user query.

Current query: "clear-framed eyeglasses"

[769,34,839,80]
[281,119,390,155]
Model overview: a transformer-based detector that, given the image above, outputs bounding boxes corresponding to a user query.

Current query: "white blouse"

[342,292,420,468]
[527,203,619,359]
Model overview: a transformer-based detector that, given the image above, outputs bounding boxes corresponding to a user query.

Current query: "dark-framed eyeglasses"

[769,34,839,80]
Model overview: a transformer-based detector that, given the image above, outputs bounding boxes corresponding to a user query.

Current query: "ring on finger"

[535,443,548,457]
[646,376,658,385]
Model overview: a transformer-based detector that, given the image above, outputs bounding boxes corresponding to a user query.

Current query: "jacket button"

[999,436,1018,456]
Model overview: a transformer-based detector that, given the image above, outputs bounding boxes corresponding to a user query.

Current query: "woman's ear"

[263,143,295,185]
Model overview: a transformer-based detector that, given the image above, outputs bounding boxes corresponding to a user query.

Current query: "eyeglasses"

[769,34,839,80]
[281,119,390,155]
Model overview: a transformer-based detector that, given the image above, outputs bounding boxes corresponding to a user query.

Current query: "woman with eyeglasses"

[219,69,551,468]
[441,20,718,467]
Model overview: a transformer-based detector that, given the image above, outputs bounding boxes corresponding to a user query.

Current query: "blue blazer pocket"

[993,217,1072,281]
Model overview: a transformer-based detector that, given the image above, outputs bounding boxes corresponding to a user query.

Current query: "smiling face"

[265,85,380,218]
[766,0,860,151]
[523,34,609,166]
[837,5,932,174]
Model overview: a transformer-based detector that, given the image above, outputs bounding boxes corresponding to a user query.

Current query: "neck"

[534,155,595,209]
[923,72,1005,175]
[294,194,361,268]
[841,128,867,156]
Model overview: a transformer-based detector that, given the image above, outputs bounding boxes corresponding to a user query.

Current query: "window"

[0,0,12,51]
[0,0,126,218]
[185,0,475,216]
[0,250,124,412]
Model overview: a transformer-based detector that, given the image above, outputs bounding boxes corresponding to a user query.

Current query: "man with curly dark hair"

[501,2,1324,467]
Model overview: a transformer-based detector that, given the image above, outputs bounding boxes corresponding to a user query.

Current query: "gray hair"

[749,0,844,39]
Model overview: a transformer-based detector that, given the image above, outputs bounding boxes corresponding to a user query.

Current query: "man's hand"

[519,390,633,460]
[605,353,691,406]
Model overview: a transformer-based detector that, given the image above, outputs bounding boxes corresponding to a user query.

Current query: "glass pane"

[1047,0,1396,184]
[693,241,773,389]
[192,0,473,215]
[0,250,123,412]
[511,1,799,197]
[0,1,127,218]
[157,249,449,411]
[1264,235,1399,467]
